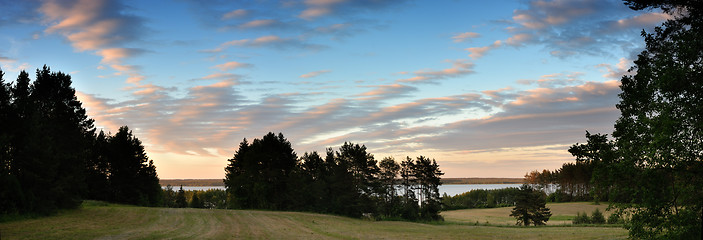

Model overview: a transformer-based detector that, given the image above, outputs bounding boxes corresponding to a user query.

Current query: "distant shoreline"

[160,177,524,186]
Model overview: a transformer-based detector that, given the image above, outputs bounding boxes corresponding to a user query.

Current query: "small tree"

[573,211,590,224]
[591,208,606,224]
[175,186,187,208]
[190,191,204,208]
[510,184,551,226]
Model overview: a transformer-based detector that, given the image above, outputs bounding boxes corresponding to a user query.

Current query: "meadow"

[0,201,627,239]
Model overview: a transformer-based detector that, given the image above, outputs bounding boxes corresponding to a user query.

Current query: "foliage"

[224,133,298,210]
[175,186,187,208]
[606,1,703,238]
[573,211,590,225]
[0,66,162,216]
[510,184,551,226]
[0,66,95,215]
[442,187,520,210]
[607,212,624,224]
[223,133,444,221]
[84,126,161,206]
[590,208,605,224]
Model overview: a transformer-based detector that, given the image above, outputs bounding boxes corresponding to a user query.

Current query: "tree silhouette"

[510,184,551,226]
[224,132,298,210]
[594,0,703,238]
[175,186,187,208]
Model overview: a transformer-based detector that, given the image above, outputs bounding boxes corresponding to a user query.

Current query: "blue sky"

[0,0,668,178]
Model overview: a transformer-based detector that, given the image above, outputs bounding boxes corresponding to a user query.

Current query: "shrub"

[573,211,590,224]
[607,213,623,224]
[590,208,605,224]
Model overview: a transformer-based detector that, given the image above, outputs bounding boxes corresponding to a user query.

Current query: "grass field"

[444,202,616,225]
[0,201,627,239]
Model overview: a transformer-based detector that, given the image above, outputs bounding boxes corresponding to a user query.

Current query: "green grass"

[0,201,627,239]
[443,202,617,226]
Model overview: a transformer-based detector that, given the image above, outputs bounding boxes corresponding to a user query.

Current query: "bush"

[573,211,590,224]
[590,208,605,224]
[607,213,623,224]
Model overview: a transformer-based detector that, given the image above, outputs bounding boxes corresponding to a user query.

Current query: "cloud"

[38,0,153,91]
[503,0,669,58]
[237,19,283,29]
[596,58,634,80]
[354,84,417,101]
[222,9,248,19]
[40,0,145,52]
[205,35,327,52]
[212,61,251,71]
[98,48,146,64]
[300,70,331,78]
[298,0,346,20]
[465,40,502,59]
[516,72,584,88]
[298,0,409,20]
[398,59,475,84]
[452,32,480,43]
[0,54,15,62]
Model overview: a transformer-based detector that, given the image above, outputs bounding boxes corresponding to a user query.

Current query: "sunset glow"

[0,0,667,178]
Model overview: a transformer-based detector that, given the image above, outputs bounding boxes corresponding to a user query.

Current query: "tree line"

[224,132,444,221]
[0,66,159,216]
[162,186,227,209]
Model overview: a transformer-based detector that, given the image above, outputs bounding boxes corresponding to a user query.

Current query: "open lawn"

[0,201,627,239]
[443,202,616,225]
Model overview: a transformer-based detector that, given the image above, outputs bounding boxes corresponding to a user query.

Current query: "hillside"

[0,201,627,239]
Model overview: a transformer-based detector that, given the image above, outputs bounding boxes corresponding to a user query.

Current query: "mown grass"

[443,202,616,226]
[0,201,627,239]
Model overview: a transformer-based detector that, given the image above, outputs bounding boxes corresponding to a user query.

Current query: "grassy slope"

[0,202,626,240]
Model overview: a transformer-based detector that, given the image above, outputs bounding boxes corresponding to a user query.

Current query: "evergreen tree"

[414,156,444,221]
[107,126,161,206]
[0,68,24,214]
[190,191,204,208]
[378,157,400,216]
[510,184,551,226]
[84,130,111,201]
[175,186,187,208]
[336,142,379,213]
[224,133,298,210]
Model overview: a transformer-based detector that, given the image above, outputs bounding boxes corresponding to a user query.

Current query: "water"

[438,184,522,197]
[163,184,521,196]
[163,186,225,191]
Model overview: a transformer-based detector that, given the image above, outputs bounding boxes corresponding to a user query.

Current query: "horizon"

[0,0,669,179]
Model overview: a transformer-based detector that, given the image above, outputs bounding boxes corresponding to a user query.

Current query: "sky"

[0,0,669,179]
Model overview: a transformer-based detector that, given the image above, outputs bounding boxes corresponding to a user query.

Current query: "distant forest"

[160,177,523,186]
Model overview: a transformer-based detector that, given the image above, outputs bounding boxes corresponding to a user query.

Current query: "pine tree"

[175,186,187,208]
[510,184,551,226]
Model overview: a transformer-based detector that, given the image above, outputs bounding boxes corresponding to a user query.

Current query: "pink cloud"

[212,61,251,71]
[300,70,331,78]
[40,0,143,52]
[399,59,475,83]
[465,40,502,59]
[452,32,480,43]
[222,9,248,19]
[238,19,278,29]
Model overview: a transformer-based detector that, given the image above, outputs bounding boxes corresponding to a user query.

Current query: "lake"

[164,184,522,197]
